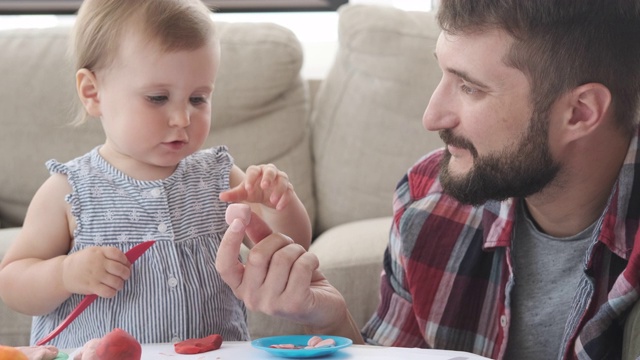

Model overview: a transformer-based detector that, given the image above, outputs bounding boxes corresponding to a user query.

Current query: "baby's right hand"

[62,247,131,298]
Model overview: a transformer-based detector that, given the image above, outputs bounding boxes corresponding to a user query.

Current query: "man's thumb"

[225,203,272,245]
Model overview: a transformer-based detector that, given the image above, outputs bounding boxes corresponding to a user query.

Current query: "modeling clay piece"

[174,334,223,354]
[225,203,251,226]
[307,336,322,347]
[0,345,28,360]
[269,336,337,350]
[314,338,336,348]
[95,328,142,360]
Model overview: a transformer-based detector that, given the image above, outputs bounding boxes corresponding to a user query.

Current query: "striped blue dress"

[30,146,249,348]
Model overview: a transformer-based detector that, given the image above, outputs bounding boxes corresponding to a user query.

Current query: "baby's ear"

[76,68,102,117]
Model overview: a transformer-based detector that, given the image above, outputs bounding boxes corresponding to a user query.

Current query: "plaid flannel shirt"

[362,130,640,359]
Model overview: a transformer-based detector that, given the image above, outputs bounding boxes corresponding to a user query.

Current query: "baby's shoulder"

[45,148,95,175]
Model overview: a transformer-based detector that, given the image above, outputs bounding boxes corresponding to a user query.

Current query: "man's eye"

[460,84,478,95]
[147,95,168,104]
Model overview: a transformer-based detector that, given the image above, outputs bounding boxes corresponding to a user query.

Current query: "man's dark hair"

[437,0,640,133]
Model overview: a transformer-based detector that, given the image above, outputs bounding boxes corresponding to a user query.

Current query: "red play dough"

[95,328,142,360]
[174,334,223,354]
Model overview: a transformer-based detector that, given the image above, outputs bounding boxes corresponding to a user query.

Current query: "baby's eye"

[190,96,208,106]
[147,95,168,104]
[460,84,478,95]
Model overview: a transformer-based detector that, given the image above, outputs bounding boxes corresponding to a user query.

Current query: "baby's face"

[94,31,220,180]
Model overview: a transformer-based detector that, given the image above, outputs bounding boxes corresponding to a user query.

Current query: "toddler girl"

[0,0,311,349]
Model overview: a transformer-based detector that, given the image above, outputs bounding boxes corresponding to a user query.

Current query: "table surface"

[66,341,492,359]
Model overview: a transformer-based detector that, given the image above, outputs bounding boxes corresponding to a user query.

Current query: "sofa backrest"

[0,21,315,228]
[311,4,444,234]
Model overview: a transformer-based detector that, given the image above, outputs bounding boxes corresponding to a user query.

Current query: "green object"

[54,352,69,360]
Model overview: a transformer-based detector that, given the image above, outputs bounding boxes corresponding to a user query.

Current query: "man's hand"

[216,204,349,331]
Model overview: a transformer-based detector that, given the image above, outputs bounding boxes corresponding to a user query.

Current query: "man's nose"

[422,81,457,132]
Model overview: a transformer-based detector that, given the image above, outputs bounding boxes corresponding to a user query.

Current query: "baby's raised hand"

[62,246,131,298]
[221,164,294,210]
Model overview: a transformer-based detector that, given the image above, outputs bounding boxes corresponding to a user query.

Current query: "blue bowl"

[251,334,353,358]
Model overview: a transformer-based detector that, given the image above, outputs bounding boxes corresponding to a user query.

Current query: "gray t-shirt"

[504,201,594,360]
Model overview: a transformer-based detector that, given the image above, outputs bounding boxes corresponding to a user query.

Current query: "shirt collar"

[481,128,640,260]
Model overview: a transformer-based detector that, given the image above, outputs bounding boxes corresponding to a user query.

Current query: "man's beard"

[438,110,560,206]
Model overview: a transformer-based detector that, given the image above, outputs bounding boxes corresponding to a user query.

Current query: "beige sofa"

[0,4,442,346]
[0,4,638,358]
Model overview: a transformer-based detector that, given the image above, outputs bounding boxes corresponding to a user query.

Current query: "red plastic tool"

[35,240,156,346]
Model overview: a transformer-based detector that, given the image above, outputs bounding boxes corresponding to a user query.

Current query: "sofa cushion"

[0,228,32,346]
[0,26,86,228]
[311,4,443,233]
[311,216,391,330]
[0,20,314,229]
[207,22,315,225]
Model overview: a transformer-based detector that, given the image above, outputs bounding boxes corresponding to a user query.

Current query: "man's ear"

[76,68,102,117]
[562,83,611,142]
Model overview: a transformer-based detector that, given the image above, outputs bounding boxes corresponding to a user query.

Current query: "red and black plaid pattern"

[362,131,640,360]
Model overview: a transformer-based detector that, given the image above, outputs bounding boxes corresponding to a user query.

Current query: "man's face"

[438,107,559,205]
[423,29,560,205]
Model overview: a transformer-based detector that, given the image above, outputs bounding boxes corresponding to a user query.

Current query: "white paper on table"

[68,341,492,360]
[373,346,491,359]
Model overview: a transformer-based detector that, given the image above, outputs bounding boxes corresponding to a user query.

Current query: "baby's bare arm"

[0,174,131,315]
[222,165,311,250]
[0,174,75,315]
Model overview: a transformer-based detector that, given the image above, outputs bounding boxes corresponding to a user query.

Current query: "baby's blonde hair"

[71,0,217,125]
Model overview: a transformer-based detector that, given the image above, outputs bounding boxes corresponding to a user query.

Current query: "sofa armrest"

[247,217,391,339]
[310,217,391,330]
[623,299,640,360]
[0,228,32,346]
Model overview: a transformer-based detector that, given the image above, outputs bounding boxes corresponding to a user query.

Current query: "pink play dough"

[225,203,251,226]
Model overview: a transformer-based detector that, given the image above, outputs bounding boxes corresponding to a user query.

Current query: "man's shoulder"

[410,149,444,175]
[403,149,445,199]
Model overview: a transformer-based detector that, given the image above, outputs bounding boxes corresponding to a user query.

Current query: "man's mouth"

[439,130,477,158]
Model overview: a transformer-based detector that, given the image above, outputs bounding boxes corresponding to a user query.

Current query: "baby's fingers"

[243,165,265,192]
[105,259,131,282]
[258,164,280,189]
[267,177,294,210]
[274,183,294,210]
[101,246,130,266]
[95,265,129,297]
[219,183,249,203]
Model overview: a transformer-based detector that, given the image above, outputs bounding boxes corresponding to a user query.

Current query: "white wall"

[214,1,433,78]
[0,0,434,79]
